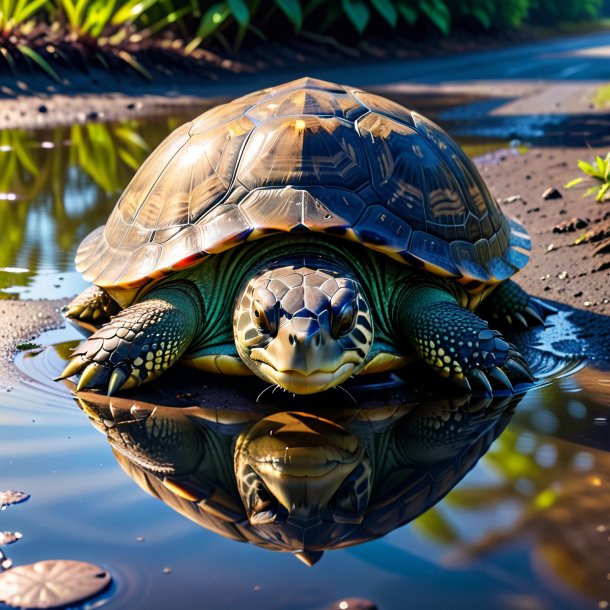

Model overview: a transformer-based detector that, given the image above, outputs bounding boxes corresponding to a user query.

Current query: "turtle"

[75,388,520,564]
[58,76,555,396]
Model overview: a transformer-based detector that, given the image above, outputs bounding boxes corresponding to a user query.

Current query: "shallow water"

[1,97,609,610]
[1,323,609,610]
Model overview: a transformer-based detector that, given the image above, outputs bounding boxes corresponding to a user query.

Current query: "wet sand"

[0,300,63,389]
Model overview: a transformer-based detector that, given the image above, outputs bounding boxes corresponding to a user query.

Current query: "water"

[1,96,609,610]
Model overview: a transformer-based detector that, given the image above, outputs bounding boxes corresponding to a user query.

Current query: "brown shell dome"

[75,77,530,292]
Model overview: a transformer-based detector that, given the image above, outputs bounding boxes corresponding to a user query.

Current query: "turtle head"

[234,257,373,394]
[235,412,371,528]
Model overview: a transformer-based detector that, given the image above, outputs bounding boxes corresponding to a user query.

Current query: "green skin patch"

[60,235,542,395]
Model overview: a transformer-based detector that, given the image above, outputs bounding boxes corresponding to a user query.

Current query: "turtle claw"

[503,358,534,382]
[76,363,105,392]
[55,356,87,381]
[467,369,493,395]
[524,305,544,326]
[513,312,529,328]
[107,369,129,396]
[489,367,513,392]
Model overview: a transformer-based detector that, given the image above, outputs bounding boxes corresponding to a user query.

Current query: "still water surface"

[0,98,609,610]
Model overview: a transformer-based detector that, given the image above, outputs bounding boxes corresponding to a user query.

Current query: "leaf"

[418,0,450,35]
[397,0,418,24]
[584,185,600,197]
[341,0,370,33]
[274,0,303,31]
[112,0,160,25]
[578,159,601,178]
[195,2,230,39]
[13,0,48,23]
[596,182,610,202]
[0,560,111,609]
[564,177,584,188]
[227,0,249,26]
[471,6,491,28]
[371,0,398,26]
[0,490,30,507]
[16,45,61,82]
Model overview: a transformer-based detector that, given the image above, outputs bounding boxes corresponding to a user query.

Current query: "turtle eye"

[252,300,279,335]
[331,299,356,338]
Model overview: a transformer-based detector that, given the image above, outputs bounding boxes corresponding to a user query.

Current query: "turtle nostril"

[289,334,295,345]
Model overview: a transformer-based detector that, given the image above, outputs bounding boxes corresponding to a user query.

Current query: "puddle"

[1,323,608,609]
[1,94,609,609]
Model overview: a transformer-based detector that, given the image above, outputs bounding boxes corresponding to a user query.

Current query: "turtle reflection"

[76,392,520,565]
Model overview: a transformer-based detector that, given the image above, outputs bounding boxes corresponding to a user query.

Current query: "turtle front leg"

[63,285,121,324]
[397,287,533,394]
[57,284,202,395]
[477,280,557,329]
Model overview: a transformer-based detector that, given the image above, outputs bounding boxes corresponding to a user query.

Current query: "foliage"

[0,0,606,79]
[526,0,603,25]
[565,153,610,203]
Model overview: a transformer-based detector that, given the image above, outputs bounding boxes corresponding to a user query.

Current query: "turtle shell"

[76,77,530,294]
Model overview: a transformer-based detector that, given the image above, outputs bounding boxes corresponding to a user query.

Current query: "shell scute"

[236,116,369,191]
[352,205,412,256]
[246,88,365,123]
[76,77,530,291]
[404,230,459,277]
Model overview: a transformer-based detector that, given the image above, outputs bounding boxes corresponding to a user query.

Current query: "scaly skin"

[63,285,120,323]
[59,236,547,396]
[397,285,533,393]
[478,279,557,329]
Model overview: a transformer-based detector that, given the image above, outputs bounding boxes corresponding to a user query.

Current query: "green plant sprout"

[565,153,610,202]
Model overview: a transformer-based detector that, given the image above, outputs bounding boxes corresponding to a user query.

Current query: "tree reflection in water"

[0,112,206,298]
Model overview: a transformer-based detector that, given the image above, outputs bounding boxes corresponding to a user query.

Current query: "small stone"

[574,291,583,297]
[547,244,555,252]
[542,187,562,200]
[553,217,588,233]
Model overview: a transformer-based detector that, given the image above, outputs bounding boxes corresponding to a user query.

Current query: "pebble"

[542,187,562,200]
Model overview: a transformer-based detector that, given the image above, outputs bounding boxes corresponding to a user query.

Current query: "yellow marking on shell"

[360,353,413,375]
[294,119,306,131]
[183,355,252,376]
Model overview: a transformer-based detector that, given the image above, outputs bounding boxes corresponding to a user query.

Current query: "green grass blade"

[418,0,450,35]
[117,50,152,79]
[596,182,609,202]
[15,0,50,23]
[112,0,160,26]
[341,0,370,33]
[274,0,303,31]
[16,45,61,82]
[141,6,191,37]
[397,0,418,25]
[195,2,230,39]
[371,0,398,27]
[564,177,584,188]
[227,0,249,26]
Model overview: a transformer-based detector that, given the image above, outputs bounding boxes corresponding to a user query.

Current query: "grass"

[0,1,606,82]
